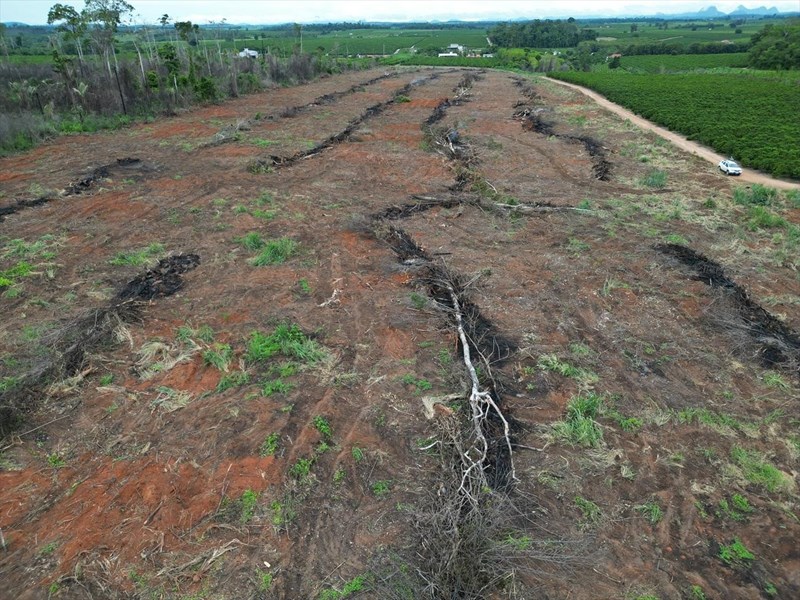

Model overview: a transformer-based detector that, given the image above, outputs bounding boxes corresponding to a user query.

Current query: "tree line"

[0,0,369,155]
[488,20,597,48]
[748,20,800,69]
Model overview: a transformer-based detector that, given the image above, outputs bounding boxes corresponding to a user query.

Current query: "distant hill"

[696,6,728,18]
[729,5,781,15]
[655,4,782,18]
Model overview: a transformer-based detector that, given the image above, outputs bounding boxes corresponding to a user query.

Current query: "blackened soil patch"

[422,268,516,369]
[454,71,483,92]
[516,112,612,181]
[0,254,200,436]
[424,71,479,128]
[657,243,800,371]
[0,196,54,222]
[258,72,450,170]
[578,135,612,181]
[518,112,556,136]
[2,158,146,223]
[425,99,452,126]
[278,71,404,119]
[421,264,518,489]
[64,158,144,196]
[382,225,431,263]
[64,165,111,196]
[374,219,517,487]
[374,195,464,220]
[512,77,542,102]
[374,222,515,367]
[312,72,401,106]
[116,254,201,301]
[512,78,612,182]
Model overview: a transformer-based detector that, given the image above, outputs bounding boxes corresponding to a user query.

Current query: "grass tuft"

[237,232,266,251]
[733,184,777,206]
[730,446,791,493]
[718,538,754,567]
[249,237,298,266]
[247,323,325,364]
[553,393,603,447]
[216,370,250,393]
[640,169,667,189]
[109,243,164,266]
[203,343,233,372]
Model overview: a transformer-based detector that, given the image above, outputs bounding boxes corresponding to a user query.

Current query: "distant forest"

[489,20,597,48]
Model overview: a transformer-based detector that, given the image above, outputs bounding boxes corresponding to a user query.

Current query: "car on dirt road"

[719,159,742,175]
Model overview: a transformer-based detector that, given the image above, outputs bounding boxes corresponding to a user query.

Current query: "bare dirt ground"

[1,67,798,600]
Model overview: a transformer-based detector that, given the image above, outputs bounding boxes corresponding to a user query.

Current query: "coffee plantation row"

[549,70,800,180]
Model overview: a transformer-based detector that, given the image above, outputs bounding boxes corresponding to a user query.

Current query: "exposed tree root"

[372,216,516,485]
[373,194,467,220]
[445,277,517,493]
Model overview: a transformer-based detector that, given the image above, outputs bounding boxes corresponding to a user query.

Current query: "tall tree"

[0,24,9,61]
[749,21,800,70]
[47,3,87,63]
[83,0,135,74]
[174,20,200,46]
[294,23,303,54]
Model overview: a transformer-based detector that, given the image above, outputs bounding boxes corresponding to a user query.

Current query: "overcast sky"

[1,0,797,25]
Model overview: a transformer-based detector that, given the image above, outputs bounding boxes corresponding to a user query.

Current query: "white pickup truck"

[719,159,743,176]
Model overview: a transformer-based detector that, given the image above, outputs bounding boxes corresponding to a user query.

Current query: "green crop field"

[549,70,800,179]
[614,52,750,72]
[588,19,766,46]
[197,27,489,56]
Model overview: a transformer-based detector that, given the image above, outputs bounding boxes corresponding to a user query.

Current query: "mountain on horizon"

[729,5,781,15]
[655,4,783,18]
[697,5,728,17]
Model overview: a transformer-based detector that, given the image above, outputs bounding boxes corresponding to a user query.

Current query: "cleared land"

[0,67,799,600]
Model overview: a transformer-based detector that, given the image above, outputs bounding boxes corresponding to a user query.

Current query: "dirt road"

[546,76,800,191]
